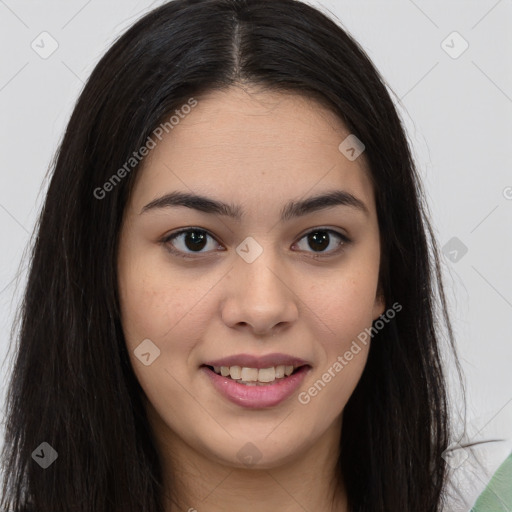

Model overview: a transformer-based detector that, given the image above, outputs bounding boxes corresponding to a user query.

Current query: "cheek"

[118,252,222,391]
[119,268,198,348]
[118,264,204,417]
[306,264,380,339]
[297,264,379,410]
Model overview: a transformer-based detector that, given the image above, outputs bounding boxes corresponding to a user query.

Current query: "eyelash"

[161,227,351,260]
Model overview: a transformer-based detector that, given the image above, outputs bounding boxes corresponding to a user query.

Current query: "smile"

[201,364,311,408]
[208,364,299,385]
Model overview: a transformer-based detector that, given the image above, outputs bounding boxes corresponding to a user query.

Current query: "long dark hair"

[0,0,464,510]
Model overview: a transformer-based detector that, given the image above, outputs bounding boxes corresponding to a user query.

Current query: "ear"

[372,283,386,321]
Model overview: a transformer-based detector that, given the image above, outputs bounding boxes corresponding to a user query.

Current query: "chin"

[206,432,311,470]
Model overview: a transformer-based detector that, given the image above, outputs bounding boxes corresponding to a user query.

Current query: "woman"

[0,0,467,510]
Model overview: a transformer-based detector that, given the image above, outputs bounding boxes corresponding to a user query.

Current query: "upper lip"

[202,353,311,369]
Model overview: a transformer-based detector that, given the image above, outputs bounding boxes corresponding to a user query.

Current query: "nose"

[220,248,299,337]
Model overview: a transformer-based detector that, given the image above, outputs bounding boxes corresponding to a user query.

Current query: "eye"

[293,229,350,256]
[161,227,350,259]
[162,228,222,258]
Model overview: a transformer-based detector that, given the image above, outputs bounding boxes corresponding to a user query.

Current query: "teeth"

[258,367,275,382]
[275,365,285,378]
[229,365,241,380]
[240,367,259,382]
[212,364,300,383]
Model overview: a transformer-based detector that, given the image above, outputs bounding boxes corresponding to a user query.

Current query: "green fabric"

[470,452,512,512]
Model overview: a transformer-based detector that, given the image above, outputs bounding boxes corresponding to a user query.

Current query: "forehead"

[130,86,376,219]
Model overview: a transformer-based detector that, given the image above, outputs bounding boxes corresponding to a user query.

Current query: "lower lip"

[201,365,311,408]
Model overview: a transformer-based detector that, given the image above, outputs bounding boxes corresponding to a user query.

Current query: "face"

[117,86,385,471]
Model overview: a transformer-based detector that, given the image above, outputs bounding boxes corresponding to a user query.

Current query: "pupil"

[309,231,329,252]
[185,231,207,251]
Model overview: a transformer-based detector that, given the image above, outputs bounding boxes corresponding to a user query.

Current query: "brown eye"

[162,227,350,260]
[294,229,350,256]
[162,228,221,257]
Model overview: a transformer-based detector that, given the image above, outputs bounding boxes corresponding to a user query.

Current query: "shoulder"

[470,451,512,512]
[442,447,512,512]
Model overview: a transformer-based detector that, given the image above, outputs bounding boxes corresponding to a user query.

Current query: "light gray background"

[1,1,511,508]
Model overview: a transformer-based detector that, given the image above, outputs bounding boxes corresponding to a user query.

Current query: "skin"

[117,85,385,512]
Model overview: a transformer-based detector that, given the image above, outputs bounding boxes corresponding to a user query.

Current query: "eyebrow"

[140,189,370,221]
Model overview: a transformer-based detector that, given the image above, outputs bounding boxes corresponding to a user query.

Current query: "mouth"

[201,363,307,386]
[200,359,312,408]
